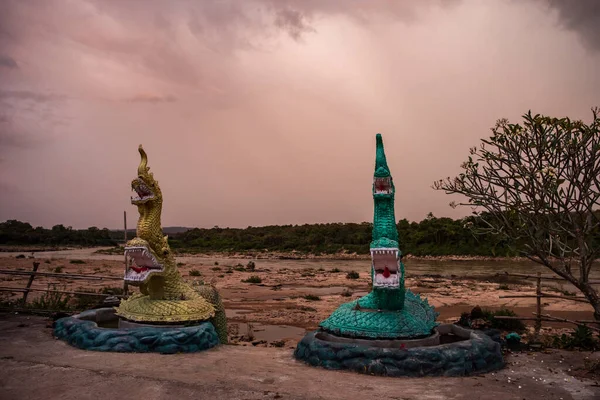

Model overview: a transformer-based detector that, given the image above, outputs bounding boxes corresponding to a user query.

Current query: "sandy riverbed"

[0,248,596,347]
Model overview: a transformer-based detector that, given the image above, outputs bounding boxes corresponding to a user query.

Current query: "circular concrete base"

[294,324,504,377]
[118,319,187,329]
[54,308,220,353]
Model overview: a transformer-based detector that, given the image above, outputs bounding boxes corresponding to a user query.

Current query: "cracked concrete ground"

[1,314,599,400]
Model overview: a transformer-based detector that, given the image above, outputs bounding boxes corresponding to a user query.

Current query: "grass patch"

[30,284,71,310]
[330,268,341,273]
[70,259,86,264]
[211,266,222,271]
[189,269,202,277]
[498,284,510,290]
[177,262,186,267]
[53,266,64,273]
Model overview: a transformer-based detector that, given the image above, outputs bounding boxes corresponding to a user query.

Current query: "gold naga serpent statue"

[115,145,227,343]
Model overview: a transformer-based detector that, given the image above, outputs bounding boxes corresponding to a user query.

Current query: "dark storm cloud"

[0,55,18,69]
[544,0,600,51]
[274,9,315,41]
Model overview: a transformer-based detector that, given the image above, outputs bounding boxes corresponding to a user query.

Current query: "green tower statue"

[319,134,438,339]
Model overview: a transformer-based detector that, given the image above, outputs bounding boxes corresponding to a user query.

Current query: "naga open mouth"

[371,248,400,288]
[124,246,164,284]
[374,177,393,195]
[131,178,155,204]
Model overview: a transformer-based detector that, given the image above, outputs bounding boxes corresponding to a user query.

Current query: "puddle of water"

[232,322,306,342]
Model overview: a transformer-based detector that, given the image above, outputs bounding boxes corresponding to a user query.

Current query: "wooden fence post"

[123,210,129,297]
[535,271,542,335]
[22,262,40,305]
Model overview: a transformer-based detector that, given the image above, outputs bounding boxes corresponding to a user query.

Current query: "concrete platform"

[1,313,599,400]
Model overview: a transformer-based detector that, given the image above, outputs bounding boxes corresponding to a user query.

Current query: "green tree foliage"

[0,217,521,256]
[0,220,119,246]
[167,218,518,256]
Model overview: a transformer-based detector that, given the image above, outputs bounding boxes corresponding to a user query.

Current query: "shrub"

[189,269,202,277]
[330,268,341,273]
[211,267,222,271]
[552,326,599,350]
[246,261,256,271]
[498,284,510,290]
[242,276,262,284]
[70,259,85,264]
[486,308,526,332]
[53,266,64,273]
[303,294,321,301]
[346,271,359,280]
[341,288,353,297]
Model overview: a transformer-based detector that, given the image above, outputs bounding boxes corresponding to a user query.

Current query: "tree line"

[0,215,520,256]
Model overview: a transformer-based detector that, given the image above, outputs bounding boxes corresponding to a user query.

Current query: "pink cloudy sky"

[0,0,599,229]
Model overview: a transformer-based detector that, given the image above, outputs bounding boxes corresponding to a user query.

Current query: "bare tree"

[433,108,600,320]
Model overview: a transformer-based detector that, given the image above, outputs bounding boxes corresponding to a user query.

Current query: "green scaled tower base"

[319,134,438,339]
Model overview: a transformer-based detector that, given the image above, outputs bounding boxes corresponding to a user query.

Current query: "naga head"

[124,236,170,284]
[370,134,403,294]
[131,145,162,206]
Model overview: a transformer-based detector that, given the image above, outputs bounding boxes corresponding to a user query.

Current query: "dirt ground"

[1,314,599,400]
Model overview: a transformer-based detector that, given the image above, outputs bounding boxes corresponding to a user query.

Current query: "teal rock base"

[319,289,439,339]
[54,315,220,354]
[294,326,504,377]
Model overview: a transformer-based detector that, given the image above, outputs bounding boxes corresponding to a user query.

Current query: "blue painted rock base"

[54,316,220,354]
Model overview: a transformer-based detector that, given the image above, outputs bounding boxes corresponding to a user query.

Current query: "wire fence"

[0,262,127,311]
[496,271,600,333]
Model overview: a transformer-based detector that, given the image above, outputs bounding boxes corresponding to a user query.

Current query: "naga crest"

[131,145,162,205]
